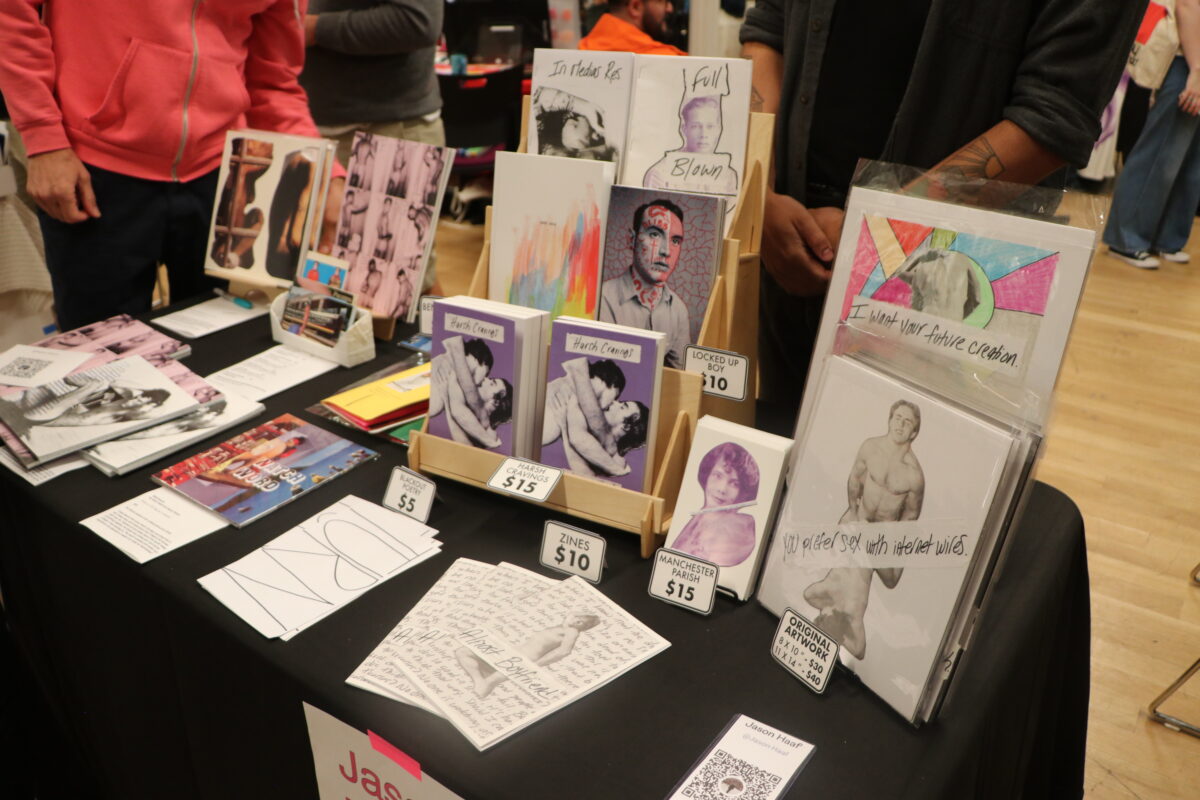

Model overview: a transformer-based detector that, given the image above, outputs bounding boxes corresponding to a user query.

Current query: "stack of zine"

[346,559,670,750]
[152,413,379,528]
[664,415,792,601]
[540,316,665,492]
[84,391,264,477]
[0,315,234,472]
[427,297,548,458]
[321,361,431,433]
[0,356,201,467]
[757,357,1040,724]
[205,129,338,290]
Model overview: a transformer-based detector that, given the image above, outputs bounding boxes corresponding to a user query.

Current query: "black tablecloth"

[0,308,1090,800]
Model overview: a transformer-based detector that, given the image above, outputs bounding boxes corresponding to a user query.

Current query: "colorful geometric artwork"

[842,215,1060,341]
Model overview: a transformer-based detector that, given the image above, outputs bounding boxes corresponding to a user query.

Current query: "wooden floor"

[433,213,1200,797]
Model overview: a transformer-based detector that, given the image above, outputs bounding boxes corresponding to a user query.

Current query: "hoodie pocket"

[83,39,190,159]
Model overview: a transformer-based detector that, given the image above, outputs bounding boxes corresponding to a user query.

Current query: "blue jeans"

[1103,57,1200,254]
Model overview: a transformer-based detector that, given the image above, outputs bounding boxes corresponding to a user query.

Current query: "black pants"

[38,164,219,331]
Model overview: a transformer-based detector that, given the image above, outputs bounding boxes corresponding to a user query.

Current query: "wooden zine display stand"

[409,104,774,557]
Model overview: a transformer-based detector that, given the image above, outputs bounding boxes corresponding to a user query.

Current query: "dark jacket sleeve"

[314,0,442,55]
[739,0,786,52]
[1004,0,1147,167]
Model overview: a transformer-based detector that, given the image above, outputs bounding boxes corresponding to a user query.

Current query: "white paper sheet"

[0,445,88,485]
[0,344,91,388]
[205,345,337,401]
[199,495,440,638]
[83,487,228,563]
[152,296,269,339]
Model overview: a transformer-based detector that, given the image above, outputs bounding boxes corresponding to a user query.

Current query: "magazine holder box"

[269,292,376,367]
[409,366,701,558]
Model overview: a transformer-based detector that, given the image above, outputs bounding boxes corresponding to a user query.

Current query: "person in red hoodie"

[0,0,340,330]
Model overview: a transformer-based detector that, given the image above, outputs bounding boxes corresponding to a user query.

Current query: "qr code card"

[666,715,814,800]
[0,345,90,388]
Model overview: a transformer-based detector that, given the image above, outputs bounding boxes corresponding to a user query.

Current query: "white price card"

[665,714,816,800]
[486,458,563,503]
[383,466,437,523]
[539,521,606,584]
[648,548,718,615]
[771,608,839,694]
[685,345,749,402]
[418,295,441,337]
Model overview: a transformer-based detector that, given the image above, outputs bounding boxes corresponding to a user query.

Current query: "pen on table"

[214,288,253,309]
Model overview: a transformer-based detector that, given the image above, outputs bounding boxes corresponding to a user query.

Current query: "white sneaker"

[1108,247,1160,269]
[1156,249,1191,263]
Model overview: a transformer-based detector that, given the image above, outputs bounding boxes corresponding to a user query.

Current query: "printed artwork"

[208,134,327,285]
[489,152,615,320]
[664,416,791,600]
[600,186,724,366]
[334,132,453,321]
[759,357,1014,720]
[842,215,1061,371]
[528,49,633,170]
[154,414,378,527]
[622,55,751,200]
[427,313,517,455]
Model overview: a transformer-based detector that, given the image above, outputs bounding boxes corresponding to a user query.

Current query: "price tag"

[486,458,562,503]
[418,295,441,337]
[685,345,748,402]
[382,466,436,523]
[770,608,839,694]
[539,521,606,584]
[648,548,718,615]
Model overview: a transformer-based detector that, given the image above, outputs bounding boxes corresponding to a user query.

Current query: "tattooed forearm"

[750,85,765,113]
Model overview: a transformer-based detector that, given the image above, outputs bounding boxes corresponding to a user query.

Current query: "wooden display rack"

[409,367,701,558]
[410,105,772,557]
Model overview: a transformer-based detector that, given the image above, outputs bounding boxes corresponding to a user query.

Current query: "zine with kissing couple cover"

[541,317,663,493]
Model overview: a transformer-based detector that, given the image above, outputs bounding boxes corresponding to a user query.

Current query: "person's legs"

[1103,58,1196,255]
[38,166,166,331]
[1151,117,1200,254]
[162,168,221,306]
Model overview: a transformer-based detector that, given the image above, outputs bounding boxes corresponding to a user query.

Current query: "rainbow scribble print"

[843,215,1059,339]
[507,187,604,319]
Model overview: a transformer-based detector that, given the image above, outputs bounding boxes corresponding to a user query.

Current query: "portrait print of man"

[803,399,925,660]
[598,199,689,367]
[642,94,738,196]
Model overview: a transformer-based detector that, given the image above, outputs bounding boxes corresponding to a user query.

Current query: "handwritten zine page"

[387,575,669,750]
[347,561,555,715]
[528,49,634,172]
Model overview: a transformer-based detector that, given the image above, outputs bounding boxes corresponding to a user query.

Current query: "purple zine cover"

[600,185,724,349]
[540,319,658,492]
[427,302,519,456]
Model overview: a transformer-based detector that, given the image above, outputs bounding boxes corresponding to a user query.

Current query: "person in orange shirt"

[579,0,685,56]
